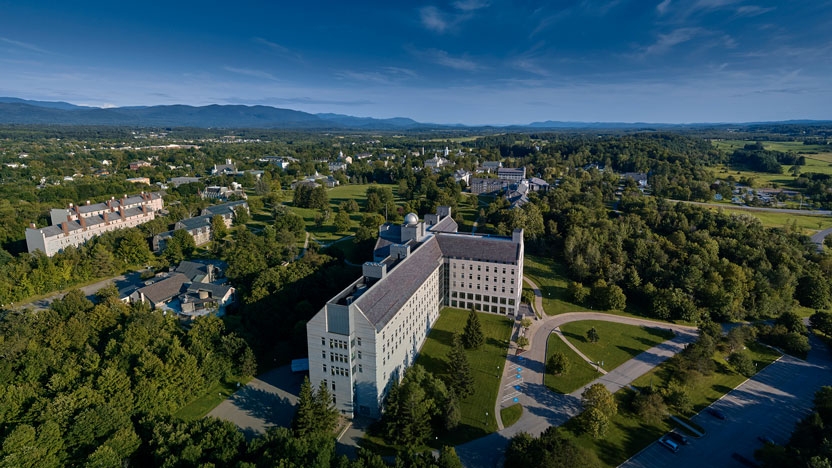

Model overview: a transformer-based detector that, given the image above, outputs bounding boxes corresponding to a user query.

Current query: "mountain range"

[0,97,828,130]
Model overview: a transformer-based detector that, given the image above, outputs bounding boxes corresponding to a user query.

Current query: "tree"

[586,327,600,343]
[728,352,756,377]
[632,391,666,424]
[577,406,609,438]
[810,311,832,337]
[462,309,484,349]
[814,386,832,424]
[546,352,570,375]
[567,281,589,304]
[581,383,617,417]
[293,377,317,436]
[437,446,464,468]
[447,334,474,398]
[210,215,229,241]
[505,427,601,468]
[116,229,151,266]
[516,336,529,349]
[163,229,196,264]
[233,205,250,226]
[334,210,351,233]
[314,380,339,434]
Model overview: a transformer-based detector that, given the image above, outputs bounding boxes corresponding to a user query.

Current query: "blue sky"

[0,0,830,125]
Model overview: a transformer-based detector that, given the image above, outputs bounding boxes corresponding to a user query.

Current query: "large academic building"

[306,207,523,418]
[26,192,163,256]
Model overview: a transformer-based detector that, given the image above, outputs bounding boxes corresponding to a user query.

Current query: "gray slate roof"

[430,215,458,233]
[39,206,149,238]
[137,273,189,304]
[435,232,521,264]
[355,236,443,329]
[186,282,232,298]
[175,261,211,282]
[202,200,248,216]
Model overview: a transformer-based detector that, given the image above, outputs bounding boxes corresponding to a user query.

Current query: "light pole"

[485,411,489,424]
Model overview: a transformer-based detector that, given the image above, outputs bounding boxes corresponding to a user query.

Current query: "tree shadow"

[562,330,587,344]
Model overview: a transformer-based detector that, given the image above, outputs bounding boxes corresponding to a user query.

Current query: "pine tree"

[438,446,464,468]
[586,327,600,343]
[447,334,475,398]
[462,309,484,349]
[293,377,317,436]
[314,380,339,434]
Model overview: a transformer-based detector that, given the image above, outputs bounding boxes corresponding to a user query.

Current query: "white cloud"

[656,0,671,15]
[643,28,701,55]
[420,6,449,33]
[222,66,278,81]
[453,0,489,11]
[419,49,480,71]
[0,37,51,54]
[735,5,776,17]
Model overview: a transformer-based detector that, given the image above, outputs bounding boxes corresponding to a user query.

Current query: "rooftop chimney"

[61,222,68,236]
[79,216,87,230]
[119,206,125,220]
[86,200,90,206]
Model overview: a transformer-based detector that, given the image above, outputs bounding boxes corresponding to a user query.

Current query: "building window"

[332,382,336,391]
[359,364,363,373]
[358,351,362,359]
[357,337,362,346]
[322,350,326,359]
[323,364,327,372]
[321,337,325,346]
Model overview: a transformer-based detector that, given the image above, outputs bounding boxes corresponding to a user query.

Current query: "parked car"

[668,431,690,445]
[659,436,680,453]
[707,408,727,420]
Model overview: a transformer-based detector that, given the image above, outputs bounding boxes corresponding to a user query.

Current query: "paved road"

[622,334,832,468]
[16,271,144,311]
[522,276,544,318]
[208,365,304,440]
[457,311,698,468]
[811,227,832,251]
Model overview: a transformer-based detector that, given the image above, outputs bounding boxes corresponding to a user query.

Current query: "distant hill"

[0,97,829,130]
[315,113,423,129]
[0,97,92,110]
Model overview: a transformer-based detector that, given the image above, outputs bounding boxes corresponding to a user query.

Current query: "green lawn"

[706,205,832,233]
[544,333,601,394]
[414,307,513,445]
[174,377,251,420]
[500,404,523,428]
[559,321,674,371]
[631,341,781,413]
[523,255,585,316]
[286,183,400,243]
[524,254,655,320]
[560,341,781,467]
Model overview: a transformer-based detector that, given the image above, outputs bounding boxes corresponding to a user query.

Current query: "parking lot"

[622,337,832,467]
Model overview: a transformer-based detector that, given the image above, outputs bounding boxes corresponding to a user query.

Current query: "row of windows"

[451,292,515,305]
[451,301,510,314]
[453,282,513,294]
[325,338,348,350]
[451,263,515,275]
[453,273,514,284]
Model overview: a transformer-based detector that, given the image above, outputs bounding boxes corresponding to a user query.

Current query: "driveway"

[17,271,146,311]
[208,365,303,440]
[621,335,832,468]
[456,304,699,467]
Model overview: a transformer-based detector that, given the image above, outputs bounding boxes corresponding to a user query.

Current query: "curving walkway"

[457,278,699,468]
[553,326,607,374]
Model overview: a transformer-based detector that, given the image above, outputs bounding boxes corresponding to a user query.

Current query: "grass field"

[415,307,513,445]
[712,139,832,154]
[524,254,656,320]
[286,183,400,243]
[544,333,601,394]
[500,403,523,428]
[559,321,674,371]
[560,341,781,467]
[523,255,585,316]
[174,377,251,420]
[707,205,832,232]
